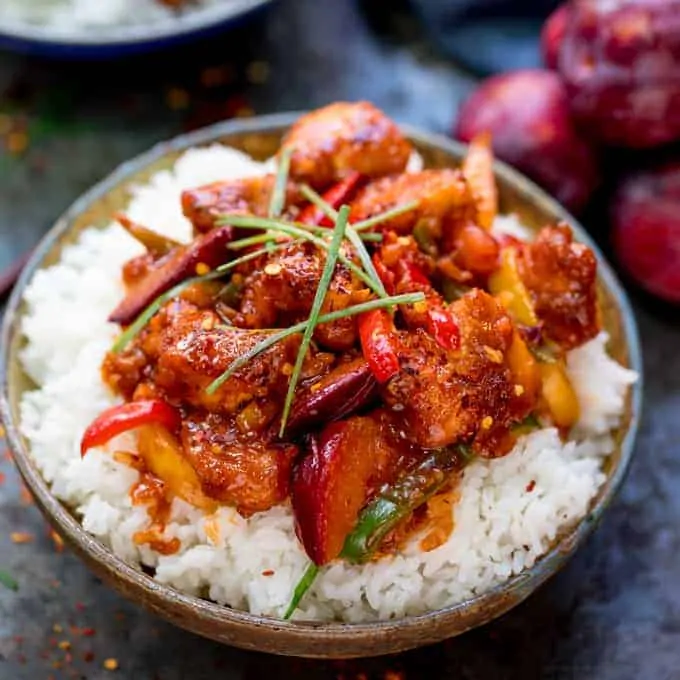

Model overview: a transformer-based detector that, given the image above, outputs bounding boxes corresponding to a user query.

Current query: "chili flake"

[103,657,119,671]
[10,531,34,544]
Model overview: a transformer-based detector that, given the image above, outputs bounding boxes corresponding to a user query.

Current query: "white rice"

[17,145,637,622]
[1,0,223,33]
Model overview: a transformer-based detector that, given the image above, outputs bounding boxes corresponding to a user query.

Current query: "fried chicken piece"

[235,241,365,351]
[280,101,412,189]
[181,175,302,234]
[518,225,599,350]
[349,169,474,241]
[104,301,300,414]
[384,289,534,456]
[181,412,297,515]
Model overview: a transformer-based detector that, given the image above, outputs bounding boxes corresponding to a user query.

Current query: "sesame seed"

[514,384,525,396]
[264,263,282,276]
[483,345,503,364]
[481,416,493,430]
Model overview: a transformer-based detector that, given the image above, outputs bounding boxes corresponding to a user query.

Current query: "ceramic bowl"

[0,0,272,58]
[0,113,643,658]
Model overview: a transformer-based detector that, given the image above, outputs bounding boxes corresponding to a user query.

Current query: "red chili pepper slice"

[374,255,460,351]
[372,253,396,295]
[400,261,431,287]
[358,309,400,383]
[298,171,363,226]
[424,307,460,350]
[80,400,181,457]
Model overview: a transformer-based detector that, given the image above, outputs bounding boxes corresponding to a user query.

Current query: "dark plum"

[559,0,680,148]
[541,3,571,69]
[455,69,599,214]
[612,162,680,303]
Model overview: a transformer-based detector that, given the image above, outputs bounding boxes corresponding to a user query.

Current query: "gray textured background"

[1,1,678,678]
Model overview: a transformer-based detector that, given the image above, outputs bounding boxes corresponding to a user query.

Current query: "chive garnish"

[299,184,388,299]
[111,245,280,354]
[268,146,293,218]
[279,206,350,436]
[204,291,424,395]
[227,233,282,251]
[352,201,419,232]
[283,562,319,620]
[0,569,18,591]
[217,215,384,298]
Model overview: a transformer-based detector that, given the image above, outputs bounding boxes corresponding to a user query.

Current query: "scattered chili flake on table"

[0,472,5,486]
[81,627,96,637]
[58,640,71,651]
[526,479,536,492]
[10,531,34,544]
[6,130,28,155]
[166,87,190,111]
[103,657,119,671]
[200,65,235,88]
[246,60,270,85]
[262,569,275,576]
[20,483,33,505]
[384,672,405,680]
[49,528,64,552]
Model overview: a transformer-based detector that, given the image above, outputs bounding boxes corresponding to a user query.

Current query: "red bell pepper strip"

[298,171,363,226]
[80,400,182,457]
[358,309,401,383]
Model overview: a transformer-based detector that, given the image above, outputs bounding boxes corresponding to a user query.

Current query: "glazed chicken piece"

[518,225,599,350]
[384,289,535,455]
[280,101,413,189]
[181,412,297,516]
[235,241,366,351]
[104,301,300,414]
[181,175,302,234]
[349,169,475,243]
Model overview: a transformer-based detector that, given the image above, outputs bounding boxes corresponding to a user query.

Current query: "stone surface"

[0,0,678,678]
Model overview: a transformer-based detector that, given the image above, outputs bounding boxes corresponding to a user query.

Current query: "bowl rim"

[0,0,271,48]
[0,112,643,650]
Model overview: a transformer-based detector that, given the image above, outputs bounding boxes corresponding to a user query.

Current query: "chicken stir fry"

[82,102,602,614]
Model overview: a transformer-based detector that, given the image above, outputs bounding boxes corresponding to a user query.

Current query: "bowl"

[0,113,643,658]
[0,0,272,59]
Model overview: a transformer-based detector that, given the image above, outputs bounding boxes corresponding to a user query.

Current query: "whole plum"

[612,162,680,303]
[455,69,599,214]
[559,0,680,149]
[541,3,571,69]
